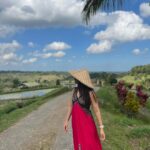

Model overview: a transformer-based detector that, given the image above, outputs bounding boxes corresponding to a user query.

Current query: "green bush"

[124,91,140,117]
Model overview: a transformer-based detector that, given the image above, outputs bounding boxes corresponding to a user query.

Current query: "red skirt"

[71,101,103,150]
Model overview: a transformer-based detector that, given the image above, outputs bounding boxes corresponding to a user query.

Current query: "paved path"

[0,87,99,150]
[51,119,73,150]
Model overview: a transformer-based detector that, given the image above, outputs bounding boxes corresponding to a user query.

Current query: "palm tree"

[82,0,124,24]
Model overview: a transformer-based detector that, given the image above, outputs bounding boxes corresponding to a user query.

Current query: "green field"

[92,86,150,150]
[0,71,67,94]
[0,72,66,82]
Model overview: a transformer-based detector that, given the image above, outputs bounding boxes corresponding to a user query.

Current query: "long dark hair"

[72,78,96,106]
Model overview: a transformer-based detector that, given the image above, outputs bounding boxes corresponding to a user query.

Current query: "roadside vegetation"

[92,86,150,150]
[0,87,70,133]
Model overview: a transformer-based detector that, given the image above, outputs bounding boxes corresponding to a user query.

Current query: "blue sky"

[0,0,150,72]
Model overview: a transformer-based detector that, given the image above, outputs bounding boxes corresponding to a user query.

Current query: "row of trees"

[91,72,118,85]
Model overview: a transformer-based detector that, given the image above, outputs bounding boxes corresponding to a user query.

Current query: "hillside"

[130,64,150,75]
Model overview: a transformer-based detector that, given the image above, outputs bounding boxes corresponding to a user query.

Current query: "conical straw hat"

[68,69,94,89]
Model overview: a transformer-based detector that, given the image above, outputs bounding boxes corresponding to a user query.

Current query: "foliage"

[115,80,149,117]
[136,85,149,107]
[56,79,60,85]
[13,78,21,88]
[82,0,124,24]
[96,87,150,150]
[82,0,150,25]
[109,77,117,85]
[90,72,118,85]
[96,86,120,112]
[130,64,150,75]
[124,91,140,117]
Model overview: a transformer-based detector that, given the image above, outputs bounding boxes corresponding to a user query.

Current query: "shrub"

[136,85,149,107]
[16,101,24,108]
[115,80,149,117]
[124,91,140,117]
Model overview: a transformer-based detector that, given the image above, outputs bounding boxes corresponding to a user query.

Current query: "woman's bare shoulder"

[89,90,97,103]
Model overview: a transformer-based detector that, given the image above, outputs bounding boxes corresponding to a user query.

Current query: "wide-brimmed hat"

[68,69,94,89]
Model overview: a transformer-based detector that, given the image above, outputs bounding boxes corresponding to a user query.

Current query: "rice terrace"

[0,0,150,150]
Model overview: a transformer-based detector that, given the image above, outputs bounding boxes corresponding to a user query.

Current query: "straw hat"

[68,69,94,89]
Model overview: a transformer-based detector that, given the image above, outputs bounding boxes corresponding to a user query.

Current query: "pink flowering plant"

[115,80,149,117]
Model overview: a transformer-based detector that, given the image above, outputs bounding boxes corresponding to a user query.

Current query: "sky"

[0,0,150,72]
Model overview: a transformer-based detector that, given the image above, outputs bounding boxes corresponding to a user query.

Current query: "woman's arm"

[64,98,72,122]
[64,89,74,122]
[89,90,103,127]
[89,90,105,141]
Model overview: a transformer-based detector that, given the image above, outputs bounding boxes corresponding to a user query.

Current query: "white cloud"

[132,49,141,55]
[0,0,83,37]
[0,25,18,38]
[132,48,149,55]
[0,40,23,65]
[0,40,67,67]
[29,50,66,59]
[87,11,150,54]
[22,57,37,64]
[41,53,52,58]
[0,0,120,37]
[29,41,68,59]
[3,53,19,61]
[52,51,66,57]
[28,42,35,47]
[0,40,21,53]
[94,11,150,42]
[140,3,150,17]
[87,40,112,54]
[43,41,71,51]
[41,51,66,58]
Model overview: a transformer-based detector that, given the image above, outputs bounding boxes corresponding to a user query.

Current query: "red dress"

[71,90,103,150]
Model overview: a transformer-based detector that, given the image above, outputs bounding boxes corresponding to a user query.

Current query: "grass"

[92,86,150,150]
[146,98,150,110]
[0,87,70,133]
[128,126,150,138]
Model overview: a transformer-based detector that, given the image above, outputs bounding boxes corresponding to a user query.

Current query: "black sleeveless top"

[72,88,92,115]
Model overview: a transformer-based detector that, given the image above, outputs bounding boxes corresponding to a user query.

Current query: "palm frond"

[82,0,124,24]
